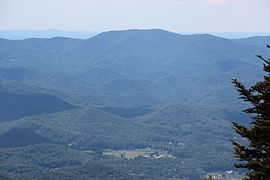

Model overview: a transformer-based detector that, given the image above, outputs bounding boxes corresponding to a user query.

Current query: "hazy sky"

[1,0,269,32]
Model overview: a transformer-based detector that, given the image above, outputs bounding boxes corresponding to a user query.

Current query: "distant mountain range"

[0,29,99,40]
[0,29,269,179]
[0,29,269,39]
[0,29,269,108]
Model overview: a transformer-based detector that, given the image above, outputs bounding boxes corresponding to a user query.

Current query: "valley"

[0,29,268,179]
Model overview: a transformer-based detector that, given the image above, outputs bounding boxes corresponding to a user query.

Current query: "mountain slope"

[0,29,266,179]
[0,128,51,148]
[232,36,270,47]
[135,104,233,143]
[0,82,78,122]
[0,107,187,150]
[0,92,78,122]
[0,144,94,174]
[14,162,137,180]
[0,105,233,179]
[0,29,268,107]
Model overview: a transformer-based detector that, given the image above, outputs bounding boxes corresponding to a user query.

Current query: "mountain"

[0,105,236,179]
[0,29,268,108]
[135,104,225,127]
[232,35,270,47]
[0,107,187,150]
[0,29,268,179]
[0,144,93,174]
[14,162,137,180]
[0,30,99,40]
[98,106,153,118]
[0,92,78,122]
[0,82,78,122]
[0,128,51,148]
[0,143,137,180]
[135,103,234,147]
[208,32,270,39]
[135,103,251,128]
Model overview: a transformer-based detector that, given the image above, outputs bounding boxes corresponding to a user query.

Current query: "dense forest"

[0,29,269,179]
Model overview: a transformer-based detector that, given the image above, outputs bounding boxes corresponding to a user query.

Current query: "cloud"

[235,0,250,2]
[249,10,257,14]
[98,0,121,2]
[158,0,188,6]
[175,0,188,5]
[205,0,229,3]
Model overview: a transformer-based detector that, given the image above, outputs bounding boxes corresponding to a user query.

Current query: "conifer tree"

[231,45,270,180]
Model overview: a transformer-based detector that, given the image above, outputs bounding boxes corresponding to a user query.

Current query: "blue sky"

[1,0,269,32]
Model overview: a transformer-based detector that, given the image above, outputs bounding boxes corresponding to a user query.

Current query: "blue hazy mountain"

[206,32,270,39]
[1,29,269,40]
[0,29,99,40]
[0,29,268,108]
[0,82,78,122]
[0,105,234,179]
[0,28,268,179]
[232,35,270,47]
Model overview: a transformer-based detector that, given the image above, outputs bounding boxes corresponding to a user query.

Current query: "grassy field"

[103,148,174,159]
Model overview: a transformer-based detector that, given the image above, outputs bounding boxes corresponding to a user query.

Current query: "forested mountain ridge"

[232,35,270,47]
[0,29,268,179]
[0,106,235,179]
[0,82,78,122]
[1,106,226,150]
[0,29,268,108]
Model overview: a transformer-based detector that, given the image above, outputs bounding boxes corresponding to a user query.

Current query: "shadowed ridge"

[0,127,51,148]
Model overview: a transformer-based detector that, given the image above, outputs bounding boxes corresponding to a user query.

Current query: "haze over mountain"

[0,82,78,122]
[1,30,269,40]
[0,29,269,179]
[0,105,235,179]
[0,29,99,40]
[0,29,269,108]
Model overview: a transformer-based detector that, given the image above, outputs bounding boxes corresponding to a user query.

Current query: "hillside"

[0,144,93,174]
[0,82,78,122]
[135,104,228,129]
[134,103,234,152]
[135,103,250,129]
[0,105,236,179]
[0,29,268,108]
[14,163,137,180]
[0,108,186,150]
[0,29,99,40]
[0,128,51,148]
[232,35,270,47]
[0,29,268,179]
